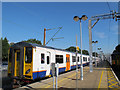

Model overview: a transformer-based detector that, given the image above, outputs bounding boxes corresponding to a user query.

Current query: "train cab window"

[41,54,45,64]
[47,56,49,64]
[55,55,63,64]
[25,47,32,63]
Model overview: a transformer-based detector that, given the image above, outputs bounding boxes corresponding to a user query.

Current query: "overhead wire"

[45,27,62,45]
[3,3,47,41]
[3,3,41,32]
[106,0,111,54]
[11,2,63,44]
[106,1,111,12]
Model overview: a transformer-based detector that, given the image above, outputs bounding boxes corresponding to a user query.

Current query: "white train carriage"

[8,42,95,80]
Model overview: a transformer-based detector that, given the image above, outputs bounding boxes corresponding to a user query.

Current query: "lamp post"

[92,41,98,67]
[73,15,88,80]
[100,51,103,61]
[98,48,101,63]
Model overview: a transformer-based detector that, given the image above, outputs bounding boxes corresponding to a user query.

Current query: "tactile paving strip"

[107,69,120,88]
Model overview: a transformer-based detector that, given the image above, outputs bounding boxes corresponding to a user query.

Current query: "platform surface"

[16,61,120,89]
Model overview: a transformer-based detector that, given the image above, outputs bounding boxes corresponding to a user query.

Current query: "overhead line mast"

[89,11,120,72]
[43,27,62,46]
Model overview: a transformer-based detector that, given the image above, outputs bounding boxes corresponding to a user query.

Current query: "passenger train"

[8,42,99,82]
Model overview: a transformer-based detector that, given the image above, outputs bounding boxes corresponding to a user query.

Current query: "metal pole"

[89,19,93,72]
[95,43,97,67]
[100,51,102,62]
[53,76,55,89]
[56,69,57,89]
[76,35,78,89]
[80,20,83,80]
[43,28,46,46]
[56,63,59,89]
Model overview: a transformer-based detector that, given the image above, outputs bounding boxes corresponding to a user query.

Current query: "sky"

[2,2,119,54]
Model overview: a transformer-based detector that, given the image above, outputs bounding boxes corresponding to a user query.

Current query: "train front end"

[8,42,34,83]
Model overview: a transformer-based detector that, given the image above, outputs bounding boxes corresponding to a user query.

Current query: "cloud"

[95,31,107,39]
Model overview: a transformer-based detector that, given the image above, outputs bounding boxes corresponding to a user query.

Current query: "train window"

[17,52,20,61]
[55,55,63,64]
[47,56,49,64]
[77,57,79,62]
[41,54,45,64]
[83,57,87,61]
[72,56,76,62]
[25,47,32,63]
[83,57,85,61]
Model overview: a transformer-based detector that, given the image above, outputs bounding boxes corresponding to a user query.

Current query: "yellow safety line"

[98,70,104,89]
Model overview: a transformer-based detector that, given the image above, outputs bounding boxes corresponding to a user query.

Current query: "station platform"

[16,61,120,89]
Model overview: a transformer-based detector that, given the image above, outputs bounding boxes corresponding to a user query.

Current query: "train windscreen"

[25,47,32,63]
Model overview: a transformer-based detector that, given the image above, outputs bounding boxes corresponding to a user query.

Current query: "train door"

[14,50,20,77]
[66,54,70,71]
[46,52,50,76]
[23,47,33,79]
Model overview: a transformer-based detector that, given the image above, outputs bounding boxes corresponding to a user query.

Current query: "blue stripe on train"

[59,67,66,73]
[71,65,76,69]
[71,63,88,69]
[50,67,66,75]
[33,63,89,80]
[33,71,46,80]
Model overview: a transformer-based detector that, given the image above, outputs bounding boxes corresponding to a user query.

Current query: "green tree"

[92,52,98,57]
[66,46,89,55]
[66,46,76,52]
[2,37,9,61]
[9,42,15,46]
[22,39,42,45]
[82,50,89,55]
[115,44,120,53]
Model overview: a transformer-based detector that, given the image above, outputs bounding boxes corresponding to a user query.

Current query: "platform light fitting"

[73,15,88,22]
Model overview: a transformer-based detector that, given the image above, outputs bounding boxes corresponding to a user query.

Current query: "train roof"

[10,42,90,56]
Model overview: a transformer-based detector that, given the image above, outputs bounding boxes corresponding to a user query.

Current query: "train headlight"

[25,69,30,74]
